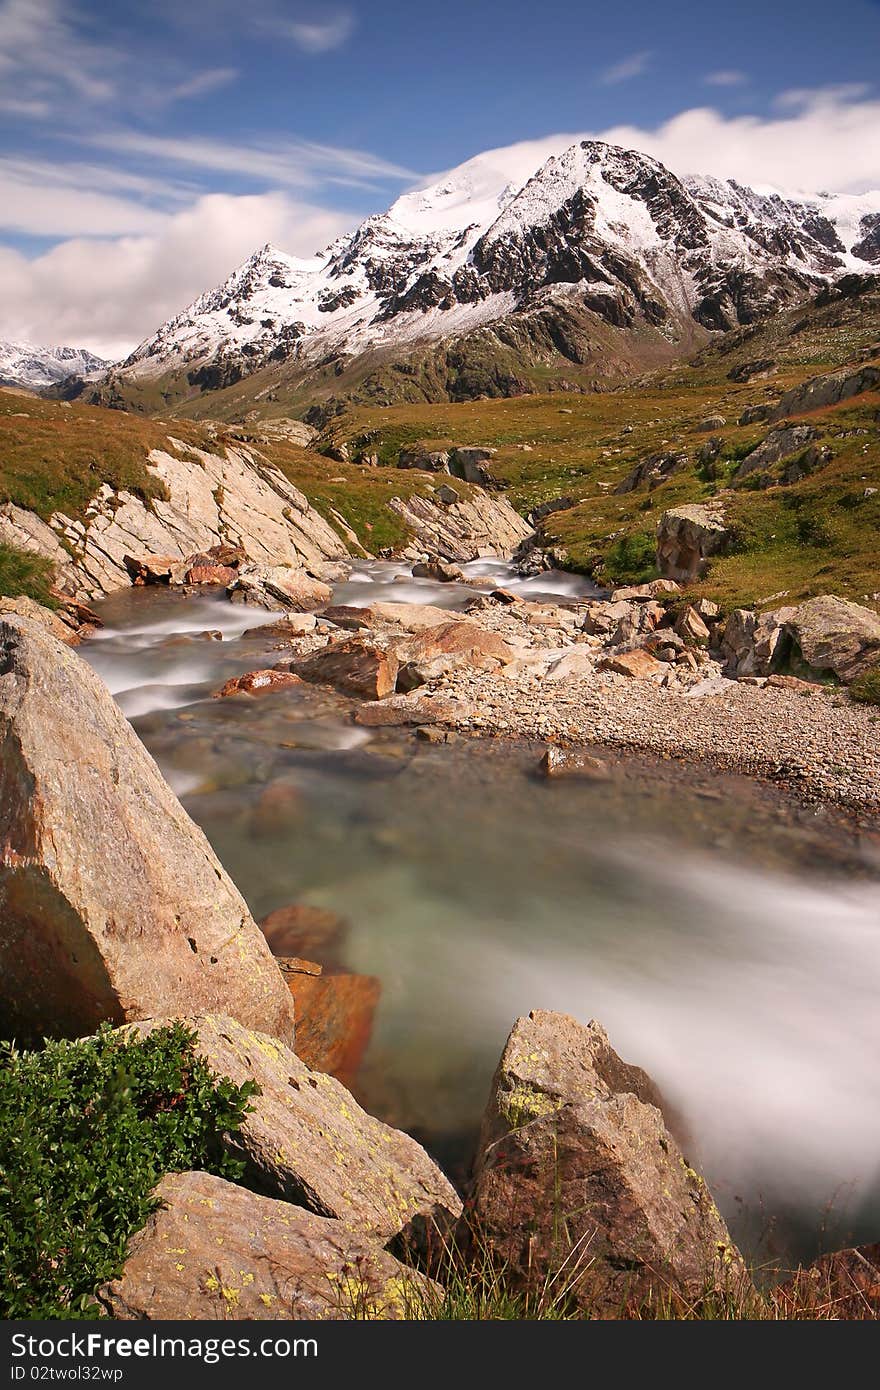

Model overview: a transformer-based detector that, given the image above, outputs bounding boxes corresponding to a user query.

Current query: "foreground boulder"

[99,1172,434,1321]
[0,618,295,1045]
[131,1015,462,1243]
[469,1011,746,1316]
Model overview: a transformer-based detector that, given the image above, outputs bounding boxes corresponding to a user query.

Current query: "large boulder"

[779,595,880,682]
[469,1011,746,1316]
[130,1015,462,1243]
[733,425,822,483]
[227,563,332,611]
[656,504,729,582]
[293,635,399,699]
[99,1172,435,1321]
[720,606,796,678]
[769,363,880,421]
[0,618,295,1046]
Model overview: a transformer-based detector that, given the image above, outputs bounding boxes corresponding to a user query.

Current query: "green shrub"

[849,666,880,706]
[0,541,59,607]
[0,1023,258,1319]
[602,531,658,585]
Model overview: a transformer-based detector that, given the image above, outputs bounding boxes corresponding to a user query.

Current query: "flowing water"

[83,563,880,1265]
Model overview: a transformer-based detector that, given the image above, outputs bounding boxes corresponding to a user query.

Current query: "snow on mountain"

[0,341,110,392]
[119,139,880,390]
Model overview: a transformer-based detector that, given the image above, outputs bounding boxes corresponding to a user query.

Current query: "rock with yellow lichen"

[128,1015,462,1244]
[469,1010,749,1315]
[98,1171,437,1320]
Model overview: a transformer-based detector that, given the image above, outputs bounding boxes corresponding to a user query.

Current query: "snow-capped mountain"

[116,139,880,403]
[0,340,110,392]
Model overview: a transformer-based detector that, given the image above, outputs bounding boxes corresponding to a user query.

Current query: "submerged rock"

[0,618,295,1046]
[130,1015,462,1243]
[539,746,612,780]
[280,964,381,1086]
[469,1011,746,1315]
[99,1171,435,1321]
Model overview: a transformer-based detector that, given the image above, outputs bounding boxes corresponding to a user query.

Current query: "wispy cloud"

[169,67,239,102]
[703,69,748,88]
[600,50,652,85]
[83,129,415,192]
[279,9,356,54]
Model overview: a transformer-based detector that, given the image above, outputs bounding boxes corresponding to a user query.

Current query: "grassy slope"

[335,284,880,612]
[0,388,479,574]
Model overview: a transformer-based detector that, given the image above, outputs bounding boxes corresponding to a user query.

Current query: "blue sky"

[2,0,880,354]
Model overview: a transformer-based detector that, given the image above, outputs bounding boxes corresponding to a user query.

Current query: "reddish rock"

[284,968,381,1086]
[294,636,399,700]
[470,1011,747,1316]
[353,697,456,728]
[214,669,304,698]
[184,563,238,586]
[772,1243,880,1319]
[259,903,348,963]
[248,781,304,839]
[321,605,375,630]
[539,746,612,780]
[598,649,666,680]
[766,674,824,696]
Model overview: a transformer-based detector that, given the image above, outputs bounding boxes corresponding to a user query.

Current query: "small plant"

[0,541,59,607]
[0,1023,258,1319]
[849,665,880,706]
[602,531,658,585]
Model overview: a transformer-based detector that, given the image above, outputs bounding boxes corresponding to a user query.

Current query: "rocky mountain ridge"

[98,140,880,416]
[0,340,109,392]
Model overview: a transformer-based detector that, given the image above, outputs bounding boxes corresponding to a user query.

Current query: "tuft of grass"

[849,666,880,706]
[0,541,59,607]
[0,1023,258,1319]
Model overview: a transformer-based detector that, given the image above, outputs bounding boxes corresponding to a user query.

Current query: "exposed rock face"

[0,618,295,1045]
[0,596,79,646]
[30,439,349,601]
[772,1243,880,1319]
[293,635,400,699]
[656,504,729,582]
[388,485,531,562]
[99,1171,434,1321]
[470,1011,745,1315]
[769,362,880,421]
[780,595,880,682]
[130,1015,462,1243]
[615,450,687,494]
[734,424,821,482]
[0,502,70,572]
[721,595,880,683]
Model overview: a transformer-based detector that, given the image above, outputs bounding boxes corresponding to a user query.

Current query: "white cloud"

[599,87,880,193]
[703,69,748,87]
[280,10,355,54]
[0,192,355,359]
[84,129,416,191]
[600,50,652,85]
[168,67,239,102]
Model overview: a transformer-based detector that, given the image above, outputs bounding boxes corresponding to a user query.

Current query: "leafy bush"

[0,541,59,607]
[849,666,880,706]
[602,531,658,585]
[0,1023,258,1319]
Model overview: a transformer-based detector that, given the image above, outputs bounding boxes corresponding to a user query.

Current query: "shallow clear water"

[83,567,880,1264]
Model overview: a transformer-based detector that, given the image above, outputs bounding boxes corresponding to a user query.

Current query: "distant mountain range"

[43,138,880,418]
[0,341,110,393]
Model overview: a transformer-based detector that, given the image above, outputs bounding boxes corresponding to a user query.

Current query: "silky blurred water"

[82,568,880,1263]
